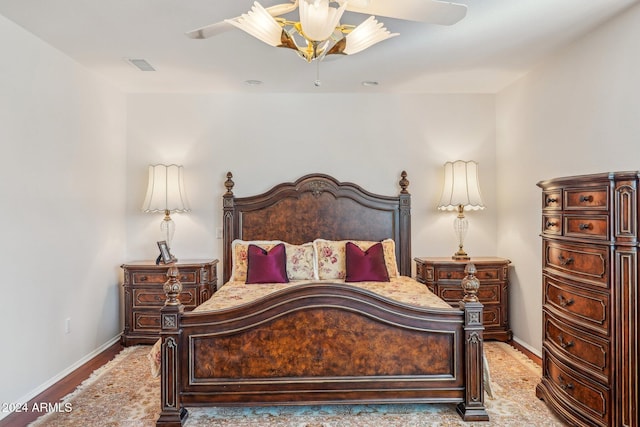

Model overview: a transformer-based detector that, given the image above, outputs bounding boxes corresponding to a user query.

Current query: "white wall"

[496,3,640,353]
[125,93,498,274]
[0,15,127,411]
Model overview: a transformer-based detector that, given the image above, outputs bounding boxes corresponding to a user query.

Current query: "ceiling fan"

[186,0,467,63]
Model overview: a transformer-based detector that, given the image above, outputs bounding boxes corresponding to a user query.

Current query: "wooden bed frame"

[156,172,488,426]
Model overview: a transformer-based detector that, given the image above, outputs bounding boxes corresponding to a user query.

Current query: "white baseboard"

[0,335,121,421]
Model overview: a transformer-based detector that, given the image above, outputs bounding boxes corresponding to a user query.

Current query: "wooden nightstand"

[121,259,218,346]
[414,257,512,341]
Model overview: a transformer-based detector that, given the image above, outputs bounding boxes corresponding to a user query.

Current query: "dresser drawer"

[132,287,197,309]
[544,312,610,382]
[543,275,609,335]
[543,190,562,210]
[564,215,608,240]
[543,215,562,235]
[543,350,610,426]
[543,240,608,287]
[564,186,608,211]
[132,270,197,285]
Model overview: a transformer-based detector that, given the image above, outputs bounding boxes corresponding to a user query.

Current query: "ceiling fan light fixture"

[343,16,398,55]
[299,0,348,41]
[225,1,283,47]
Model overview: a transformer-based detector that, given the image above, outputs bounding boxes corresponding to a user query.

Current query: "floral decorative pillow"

[231,239,316,282]
[313,238,399,280]
[284,242,317,280]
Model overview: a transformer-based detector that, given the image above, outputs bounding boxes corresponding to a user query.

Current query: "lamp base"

[452,248,470,261]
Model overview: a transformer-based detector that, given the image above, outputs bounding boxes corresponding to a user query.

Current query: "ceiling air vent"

[126,58,156,71]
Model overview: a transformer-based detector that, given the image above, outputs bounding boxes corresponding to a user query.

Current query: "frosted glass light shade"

[142,164,191,213]
[225,1,283,47]
[343,16,398,55]
[299,0,347,41]
[437,160,485,211]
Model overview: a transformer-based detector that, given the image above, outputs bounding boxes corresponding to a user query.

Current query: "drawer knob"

[546,221,558,228]
[557,295,575,307]
[446,272,452,278]
[547,197,558,204]
[578,223,592,231]
[557,334,575,349]
[180,275,188,281]
[579,195,593,203]
[139,276,148,282]
[557,375,574,392]
[557,255,574,266]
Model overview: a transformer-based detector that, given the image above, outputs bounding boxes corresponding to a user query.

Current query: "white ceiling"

[0,0,637,94]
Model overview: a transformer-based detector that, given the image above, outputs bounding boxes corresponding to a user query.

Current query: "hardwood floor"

[0,341,123,427]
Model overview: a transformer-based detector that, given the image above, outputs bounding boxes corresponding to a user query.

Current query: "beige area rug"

[30,342,565,426]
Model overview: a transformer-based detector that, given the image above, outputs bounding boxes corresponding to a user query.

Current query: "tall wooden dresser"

[536,172,638,427]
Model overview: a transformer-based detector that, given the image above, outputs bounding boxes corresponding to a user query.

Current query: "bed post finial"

[225,172,234,195]
[399,171,409,194]
[461,263,480,302]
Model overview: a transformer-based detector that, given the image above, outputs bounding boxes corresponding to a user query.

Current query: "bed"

[155,172,488,426]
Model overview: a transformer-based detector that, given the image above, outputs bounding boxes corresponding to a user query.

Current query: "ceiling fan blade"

[345,0,467,25]
[186,1,298,39]
[186,21,233,39]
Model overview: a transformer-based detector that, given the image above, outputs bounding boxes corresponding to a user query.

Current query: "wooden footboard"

[157,269,488,426]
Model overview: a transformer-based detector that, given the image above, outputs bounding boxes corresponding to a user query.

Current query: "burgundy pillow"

[345,242,390,282]
[246,243,289,284]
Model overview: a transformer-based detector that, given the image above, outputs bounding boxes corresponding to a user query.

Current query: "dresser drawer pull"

[139,276,148,282]
[446,272,452,278]
[557,295,575,307]
[546,221,558,228]
[557,255,574,266]
[557,334,575,349]
[180,275,188,281]
[557,375,574,392]
[579,195,593,203]
[547,197,558,204]
[578,223,592,231]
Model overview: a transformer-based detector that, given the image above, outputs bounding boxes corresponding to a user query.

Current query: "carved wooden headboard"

[222,172,411,283]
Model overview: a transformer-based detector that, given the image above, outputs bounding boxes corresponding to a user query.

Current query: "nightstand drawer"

[436,266,501,282]
[132,270,197,285]
[436,283,501,304]
[133,310,161,331]
[133,287,197,308]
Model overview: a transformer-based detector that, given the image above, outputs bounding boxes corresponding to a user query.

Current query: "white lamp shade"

[437,160,485,211]
[299,0,347,41]
[142,164,191,213]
